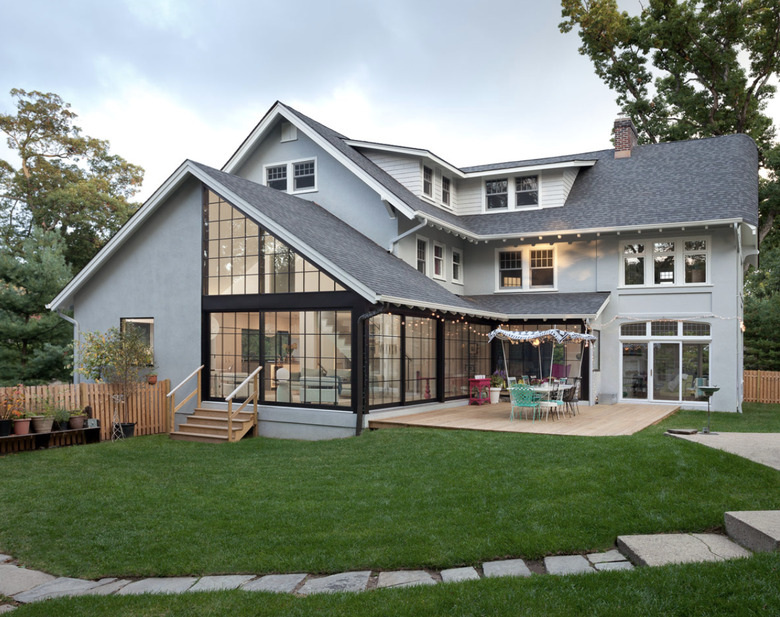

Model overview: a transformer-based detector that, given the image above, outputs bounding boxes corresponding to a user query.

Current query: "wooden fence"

[743,371,780,404]
[0,380,171,441]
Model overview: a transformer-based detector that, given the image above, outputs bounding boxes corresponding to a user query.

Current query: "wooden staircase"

[170,406,257,443]
[167,365,261,444]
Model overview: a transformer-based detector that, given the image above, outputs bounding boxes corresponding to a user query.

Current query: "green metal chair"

[509,385,539,421]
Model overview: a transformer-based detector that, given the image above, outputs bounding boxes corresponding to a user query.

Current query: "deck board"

[368,402,680,437]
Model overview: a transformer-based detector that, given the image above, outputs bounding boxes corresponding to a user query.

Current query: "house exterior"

[48,102,759,439]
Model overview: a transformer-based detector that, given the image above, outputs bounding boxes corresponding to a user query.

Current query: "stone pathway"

[1,511,777,611]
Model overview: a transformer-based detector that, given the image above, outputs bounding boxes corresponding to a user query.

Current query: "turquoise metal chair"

[509,385,539,421]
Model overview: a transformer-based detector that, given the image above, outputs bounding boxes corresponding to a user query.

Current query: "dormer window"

[423,166,433,197]
[515,175,538,206]
[486,179,508,210]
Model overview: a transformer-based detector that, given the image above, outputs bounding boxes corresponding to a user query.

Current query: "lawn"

[1,403,778,615]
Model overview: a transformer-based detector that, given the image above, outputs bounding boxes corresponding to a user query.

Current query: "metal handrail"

[226,366,262,442]
[167,365,204,433]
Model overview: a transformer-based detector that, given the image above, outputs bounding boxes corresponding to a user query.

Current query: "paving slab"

[82,578,132,596]
[440,566,480,583]
[618,533,751,567]
[297,571,371,595]
[115,577,197,595]
[671,432,780,471]
[0,565,55,597]
[0,555,11,564]
[587,549,626,564]
[242,573,306,593]
[725,510,780,553]
[188,575,255,592]
[0,605,16,613]
[376,570,437,589]
[594,561,634,572]
[482,558,532,578]
[13,577,103,602]
[544,555,593,575]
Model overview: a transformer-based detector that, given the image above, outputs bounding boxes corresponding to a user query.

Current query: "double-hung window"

[423,166,433,197]
[486,179,508,210]
[515,175,538,206]
[530,249,554,287]
[416,238,428,274]
[498,247,555,290]
[441,176,451,206]
[452,248,463,284]
[433,243,445,279]
[499,251,523,288]
[265,159,317,194]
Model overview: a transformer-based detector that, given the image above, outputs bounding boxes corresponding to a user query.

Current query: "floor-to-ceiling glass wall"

[405,316,437,403]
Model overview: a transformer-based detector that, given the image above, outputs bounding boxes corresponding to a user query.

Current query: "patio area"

[368,401,680,437]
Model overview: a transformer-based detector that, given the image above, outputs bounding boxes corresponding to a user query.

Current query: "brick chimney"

[614,117,638,158]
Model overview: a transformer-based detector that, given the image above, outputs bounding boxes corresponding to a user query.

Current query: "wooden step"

[170,431,229,444]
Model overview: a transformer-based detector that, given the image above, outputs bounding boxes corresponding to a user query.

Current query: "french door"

[622,341,709,402]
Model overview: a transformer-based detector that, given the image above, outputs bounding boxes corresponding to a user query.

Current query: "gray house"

[48,102,759,439]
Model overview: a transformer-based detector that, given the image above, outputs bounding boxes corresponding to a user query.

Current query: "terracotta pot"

[13,418,31,435]
[69,415,85,429]
[147,375,158,385]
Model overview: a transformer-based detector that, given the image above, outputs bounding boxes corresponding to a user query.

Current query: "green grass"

[1,408,778,580]
[655,402,780,433]
[9,553,780,617]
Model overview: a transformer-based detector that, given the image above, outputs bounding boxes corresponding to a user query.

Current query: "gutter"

[55,309,81,385]
[388,216,427,255]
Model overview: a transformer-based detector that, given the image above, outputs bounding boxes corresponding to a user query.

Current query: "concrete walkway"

[1,510,778,610]
[669,432,780,471]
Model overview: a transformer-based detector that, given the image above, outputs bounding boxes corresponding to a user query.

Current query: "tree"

[0,89,144,270]
[560,0,780,244]
[0,228,73,384]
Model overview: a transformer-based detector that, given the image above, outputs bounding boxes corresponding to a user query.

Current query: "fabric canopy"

[487,327,596,344]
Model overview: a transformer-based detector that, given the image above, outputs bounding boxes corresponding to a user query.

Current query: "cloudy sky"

[2,0,779,202]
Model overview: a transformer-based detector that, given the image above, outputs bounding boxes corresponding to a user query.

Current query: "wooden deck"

[368,401,680,437]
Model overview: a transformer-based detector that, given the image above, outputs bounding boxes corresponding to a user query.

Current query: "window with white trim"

[530,248,554,287]
[433,242,445,279]
[416,238,428,274]
[423,166,433,197]
[441,176,451,206]
[486,178,508,210]
[621,237,708,287]
[515,175,538,206]
[452,248,463,284]
[264,158,317,194]
[120,318,155,363]
[497,247,556,290]
[498,250,523,288]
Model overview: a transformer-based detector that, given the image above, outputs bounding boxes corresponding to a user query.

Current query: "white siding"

[562,168,579,199]
[540,170,565,208]
[363,151,422,194]
[457,178,484,215]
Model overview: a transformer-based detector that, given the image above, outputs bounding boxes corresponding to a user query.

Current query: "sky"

[2,0,779,202]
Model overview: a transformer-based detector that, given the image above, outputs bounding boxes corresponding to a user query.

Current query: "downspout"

[356,305,387,436]
[388,216,428,255]
[55,309,81,385]
[735,222,743,413]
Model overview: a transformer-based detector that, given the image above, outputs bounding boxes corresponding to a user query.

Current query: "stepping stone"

[189,575,255,592]
[544,555,593,575]
[0,555,11,564]
[0,565,55,597]
[297,571,371,595]
[587,549,626,564]
[617,533,751,567]
[83,578,132,596]
[440,567,479,582]
[13,577,102,602]
[594,561,634,572]
[482,559,532,578]
[376,570,436,589]
[0,605,16,613]
[725,511,780,553]
[116,577,197,595]
[242,573,306,593]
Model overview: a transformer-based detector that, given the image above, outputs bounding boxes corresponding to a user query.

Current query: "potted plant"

[30,398,55,433]
[11,409,31,435]
[53,407,71,431]
[69,409,87,430]
[76,324,153,440]
[146,371,158,385]
[489,370,506,404]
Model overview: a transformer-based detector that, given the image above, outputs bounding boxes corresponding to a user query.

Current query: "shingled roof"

[286,104,759,237]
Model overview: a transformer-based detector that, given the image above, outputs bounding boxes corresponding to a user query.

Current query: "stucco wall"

[73,177,203,394]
